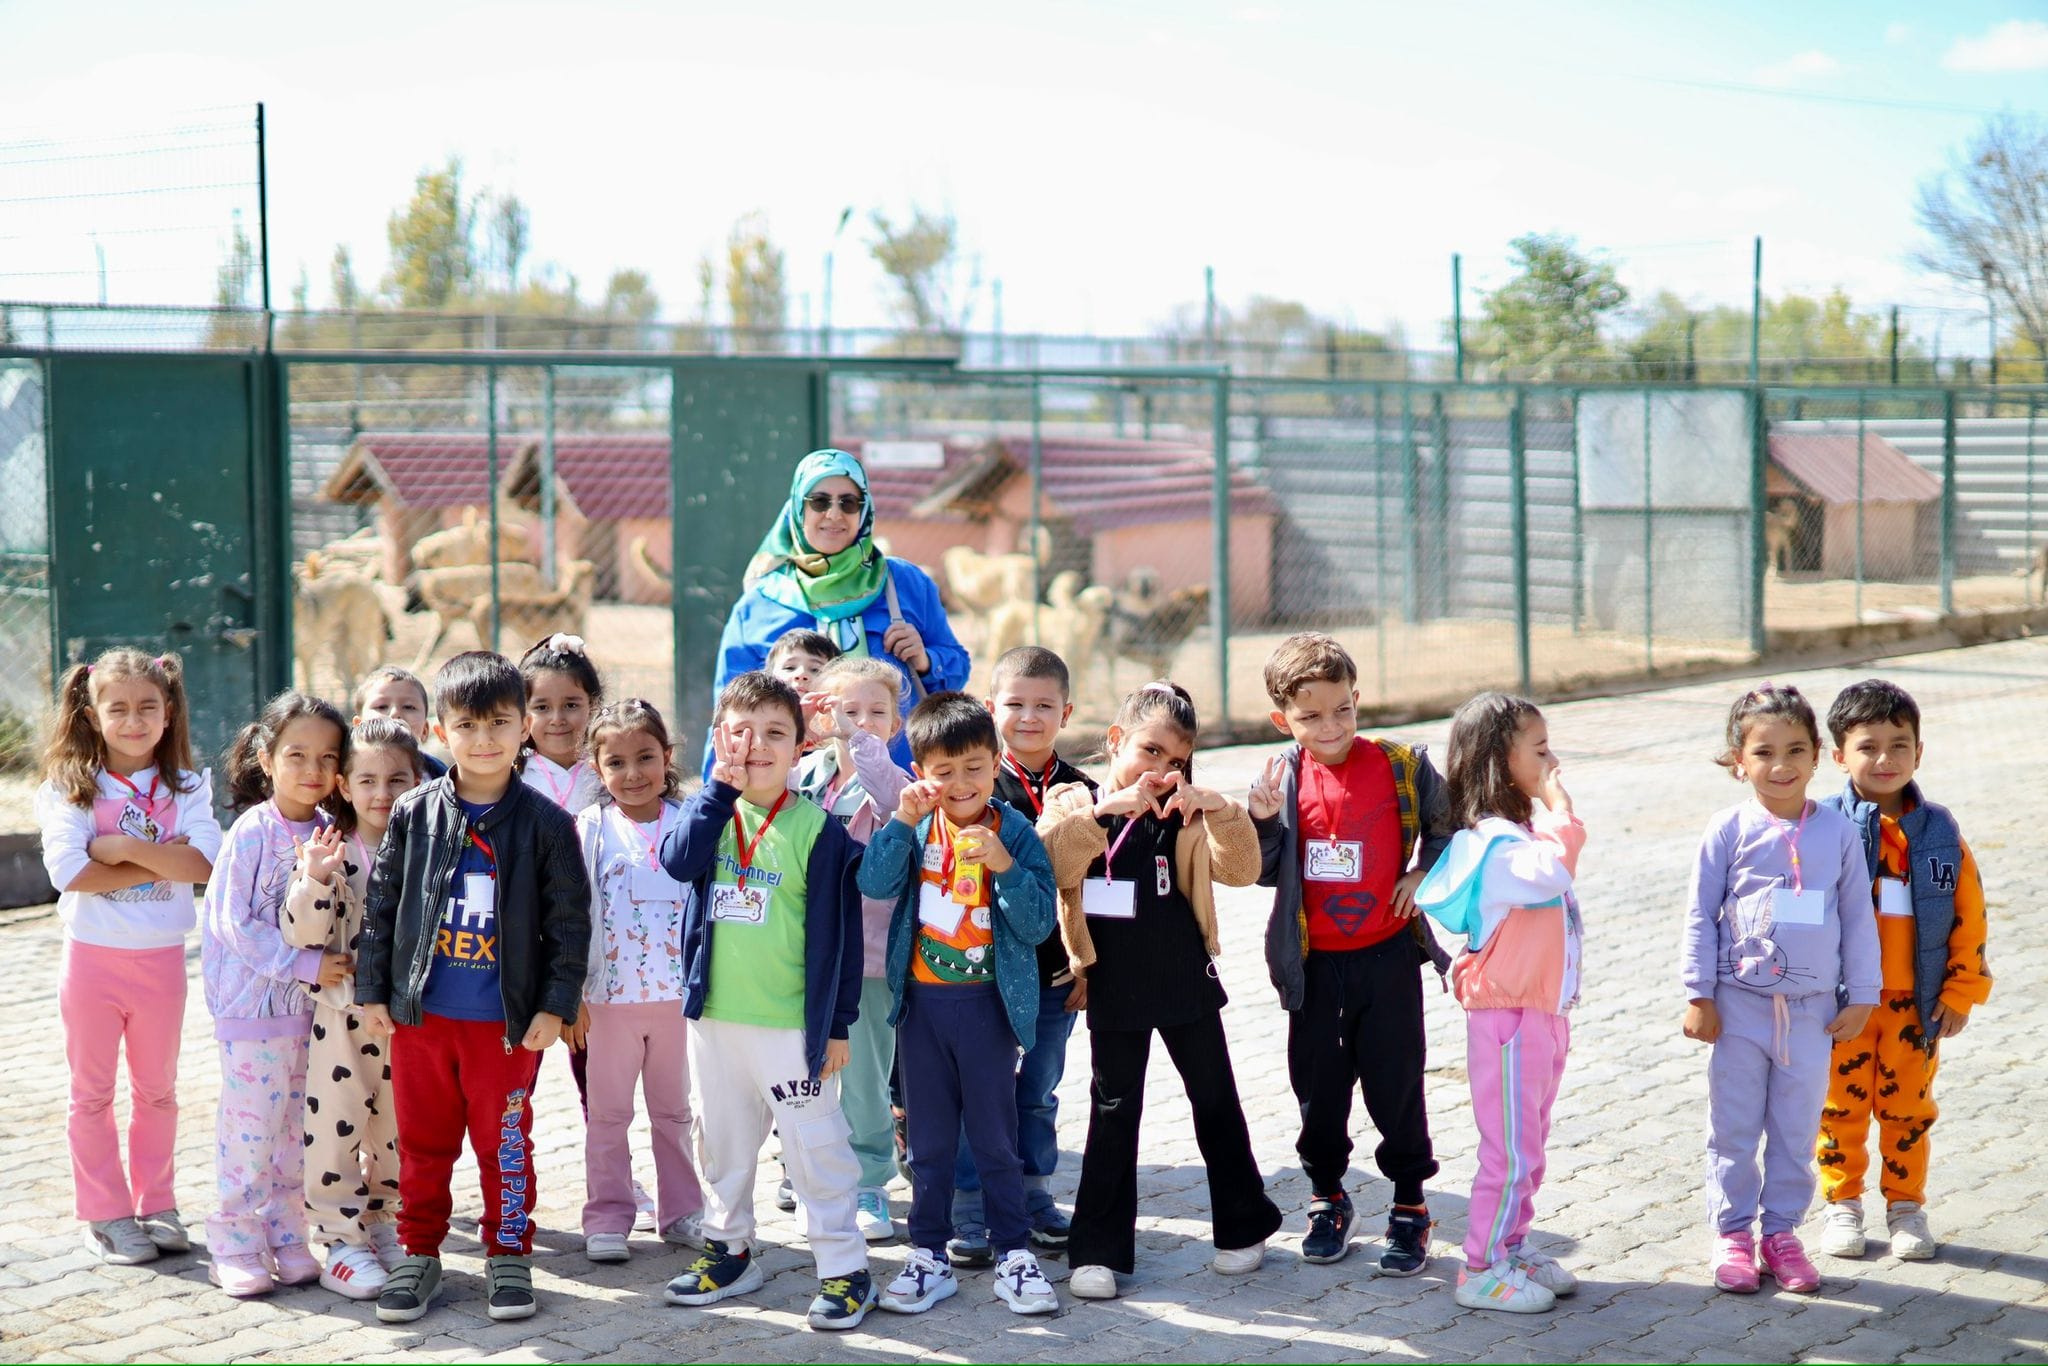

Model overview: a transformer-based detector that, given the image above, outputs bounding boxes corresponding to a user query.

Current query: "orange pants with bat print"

[1816,992,1938,1206]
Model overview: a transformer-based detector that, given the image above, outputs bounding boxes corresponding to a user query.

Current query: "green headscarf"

[749,448,890,655]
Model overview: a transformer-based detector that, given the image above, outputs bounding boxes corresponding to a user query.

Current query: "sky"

[3,0,2046,352]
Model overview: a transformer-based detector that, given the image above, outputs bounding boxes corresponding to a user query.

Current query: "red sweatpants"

[391,1012,540,1258]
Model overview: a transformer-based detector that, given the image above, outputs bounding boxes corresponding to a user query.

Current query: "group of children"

[37,623,1990,1331]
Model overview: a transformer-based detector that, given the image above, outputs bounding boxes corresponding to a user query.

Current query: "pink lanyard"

[536,758,587,809]
[609,806,667,869]
[108,770,165,826]
[1100,815,1141,887]
[1762,803,1808,892]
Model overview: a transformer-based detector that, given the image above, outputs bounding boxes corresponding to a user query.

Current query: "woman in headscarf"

[711,448,969,767]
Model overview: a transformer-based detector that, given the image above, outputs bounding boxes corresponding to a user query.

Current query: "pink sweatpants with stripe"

[1463,1006,1570,1270]
[60,940,187,1222]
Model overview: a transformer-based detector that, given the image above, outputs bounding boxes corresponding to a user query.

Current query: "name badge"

[1083,879,1136,919]
[629,865,682,904]
[710,883,767,924]
[462,874,496,923]
[1304,840,1363,883]
[918,882,967,936]
[922,841,946,872]
[1771,887,1827,927]
[1878,878,1912,919]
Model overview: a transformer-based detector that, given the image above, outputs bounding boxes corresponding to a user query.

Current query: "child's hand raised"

[1538,755,1573,815]
[954,823,1012,874]
[708,722,751,789]
[1246,755,1287,821]
[295,826,347,887]
[1094,770,1176,820]
[1158,774,1227,820]
[894,778,945,827]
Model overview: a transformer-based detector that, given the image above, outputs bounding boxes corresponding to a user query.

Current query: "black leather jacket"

[355,775,590,1045]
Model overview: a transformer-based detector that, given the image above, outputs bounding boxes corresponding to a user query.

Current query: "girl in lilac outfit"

[201,692,354,1298]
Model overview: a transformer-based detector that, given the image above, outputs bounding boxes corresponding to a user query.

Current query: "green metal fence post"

[1854,388,1867,623]
[1641,388,1654,675]
[1029,376,1044,644]
[1509,389,1531,694]
[1569,392,1584,633]
[487,364,501,651]
[1749,386,1768,655]
[1941,390,1957,616]
[1372,386,1388,700]
[1400,387,1420,624]
[1452,255,1465,383]
[540,366,558,587]
[2028,396,2040,606]
[1212,374,1232,727]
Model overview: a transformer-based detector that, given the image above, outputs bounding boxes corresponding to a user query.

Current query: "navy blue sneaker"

[808,1269,878,1330]
[1380,1205,1433,1278]
[1028,1207,1071,1252]
[1302,1191,1355,1264]
[946,1224,994,1268]
[665,1241,765,1305]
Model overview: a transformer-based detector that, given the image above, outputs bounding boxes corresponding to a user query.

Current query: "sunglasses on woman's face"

[803,492,866,516]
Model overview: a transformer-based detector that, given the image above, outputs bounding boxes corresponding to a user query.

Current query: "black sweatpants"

[1068,1012,1284,1273]
[1288,935,1440,1206]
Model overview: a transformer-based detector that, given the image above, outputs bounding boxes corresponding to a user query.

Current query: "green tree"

[1626,289,1925,382]
[329,245,360,311]
[385,158,474,309]
[213,217,257,308]
[724,212,787,349]
[1474,233,1628,376]
[486,191,531,293]
[869,206,977,333]
[1917,113,2048,369]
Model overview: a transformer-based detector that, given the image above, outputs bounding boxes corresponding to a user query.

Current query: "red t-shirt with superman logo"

[1299,741,1405,952]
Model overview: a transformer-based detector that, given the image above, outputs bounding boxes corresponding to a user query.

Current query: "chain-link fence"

[0,360,51,832]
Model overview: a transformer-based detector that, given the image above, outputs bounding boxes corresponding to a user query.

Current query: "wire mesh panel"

[0,361,51,835]
[282,357,677,750]
[828,371,1232,731]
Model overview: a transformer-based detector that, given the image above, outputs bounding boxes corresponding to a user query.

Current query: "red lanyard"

[535,758,586,809]
[730,792,788,893]
[1762,802,1808,891]
[108,770,164,824]
[1002,754,1056,816]
[468,828,497,868]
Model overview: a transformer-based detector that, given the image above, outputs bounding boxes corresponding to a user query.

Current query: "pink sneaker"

[1711,1231,1760,1293]
[269,1242,323,1286]
[209,1252,276,1298]
[1758,1231,1820,1293]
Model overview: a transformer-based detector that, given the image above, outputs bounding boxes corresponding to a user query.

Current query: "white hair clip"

[546,633,587,656]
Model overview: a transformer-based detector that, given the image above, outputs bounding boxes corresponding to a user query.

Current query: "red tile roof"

[1768,432,1939,507]
[502,435,673,520]
[325,433,513,508]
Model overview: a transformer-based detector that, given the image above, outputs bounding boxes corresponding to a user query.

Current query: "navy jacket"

[659,781,863,1081]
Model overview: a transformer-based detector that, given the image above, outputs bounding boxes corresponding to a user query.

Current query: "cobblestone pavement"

[3,639,2045,1364]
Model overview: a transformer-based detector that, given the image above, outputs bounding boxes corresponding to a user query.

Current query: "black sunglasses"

[803,492,866,515]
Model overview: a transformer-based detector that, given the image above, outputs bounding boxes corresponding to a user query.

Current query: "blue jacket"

[709,557,971,773]
[1817,781,1963,1041]
[856,799,1056,1050]
[659,781,863,1082]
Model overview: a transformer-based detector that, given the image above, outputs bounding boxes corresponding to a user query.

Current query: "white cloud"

[1884,22,1912,46]
[1755,50,1841,87]
[1942,18,2048,71]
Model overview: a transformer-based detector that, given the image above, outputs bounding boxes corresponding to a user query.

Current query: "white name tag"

[1083,879,1136,919]
[1771,887,1827,926]
[918,882,966,936]
[710,883,767,924]
[1878,878,1912,919]
[461,874,496,924]
[629,865,682,904]
[1305,840,1363,883]
[922,841,946,872]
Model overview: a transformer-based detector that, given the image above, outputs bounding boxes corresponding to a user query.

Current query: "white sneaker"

[878,1247,956,1314]
[1213,1239,1265,1275]
[1510,1246,1578,1296]
[775,1177,798,1213]
[1820,1199,1867,1258]
[993,1248,1059,1315]
[855,1188,895,1242]
[586,1231,631,1263]
[661,1213,706,1249]
[1888,1202,1937,1261]
[366,1222,404,1271]
[632,1180,658,1233]
[84,1217,159,1266]
[135,1209,190,1253]
[1069,1263,1118,1299]
[1455,1259,1556,1314]
[320,1243,388,1299]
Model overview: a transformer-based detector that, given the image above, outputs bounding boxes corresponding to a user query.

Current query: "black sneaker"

[665,1240,766,1306]
[1302,1192,1355,1264]
[808,1268,877,1331]
[1028,1207,1071,1252]
[1380,1206,1433,1278]
[486,1255,536,1321]
[374,1254,442,1323]
[946,1225,994,1268]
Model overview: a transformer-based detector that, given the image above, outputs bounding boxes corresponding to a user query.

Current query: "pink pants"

[1464,1006,1570,1270]
[582,1000,703,1236]
[60,941,188,1222]
[209,1034,311,1258]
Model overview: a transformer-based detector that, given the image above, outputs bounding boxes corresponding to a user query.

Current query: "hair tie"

[1144,681,1178,696]
[546,633,586,656]
[85,663,95,675]
[154,655,169,669]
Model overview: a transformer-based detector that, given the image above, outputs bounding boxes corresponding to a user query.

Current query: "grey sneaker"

[135,1209,190,1253]
[375,1254,442,1323]
[486,1255,537,1321]
[84,1217,159,1266]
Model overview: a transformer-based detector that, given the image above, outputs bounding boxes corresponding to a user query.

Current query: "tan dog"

[293,552,392,699]
[403,560,547,669]
[983,571,1116,697]
[469,560,597,658]
[1765,498,1802,577]
[629,535,673,602]
[2015,543,2048,600]
[412,506,534,571]
[1105,583,1210,690]
[312,527,391,581]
